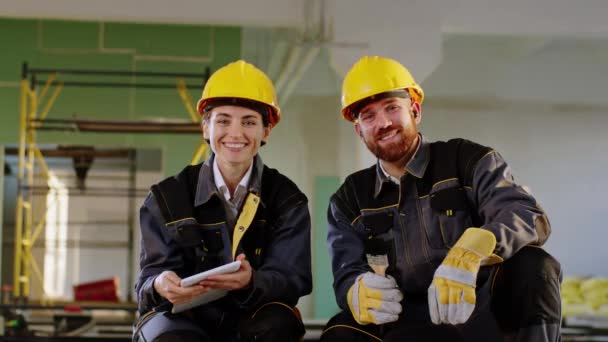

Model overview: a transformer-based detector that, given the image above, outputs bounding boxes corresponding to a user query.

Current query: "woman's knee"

[240,302,305,342]
[134,312,209,342]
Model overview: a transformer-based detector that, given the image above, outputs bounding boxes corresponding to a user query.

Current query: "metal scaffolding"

[12,62,210,303]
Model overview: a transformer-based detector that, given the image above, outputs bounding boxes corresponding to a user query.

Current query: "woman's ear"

[262,126,271,144]
[202,118,210,140]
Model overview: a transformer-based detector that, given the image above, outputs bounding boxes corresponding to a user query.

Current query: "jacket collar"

[194,153,264,207]
[374,134,430,197]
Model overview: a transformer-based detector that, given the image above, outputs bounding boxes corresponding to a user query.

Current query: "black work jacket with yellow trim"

[327,135,551,310]
[135,154,312,315]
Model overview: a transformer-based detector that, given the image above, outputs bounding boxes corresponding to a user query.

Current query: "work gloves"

[347,272,403,325]
[428,228,501,325]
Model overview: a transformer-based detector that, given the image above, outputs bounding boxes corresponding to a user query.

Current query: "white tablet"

[179,260,242,287]
[171,289,229,313]
[171,261,242,314]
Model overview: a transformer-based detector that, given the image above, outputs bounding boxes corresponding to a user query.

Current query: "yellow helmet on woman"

[341,56,424,122]
[197,60,281,127]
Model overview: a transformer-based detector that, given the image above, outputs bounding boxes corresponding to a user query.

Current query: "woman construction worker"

[134,60,312,342]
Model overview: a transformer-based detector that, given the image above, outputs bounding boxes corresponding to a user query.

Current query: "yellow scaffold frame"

[13,63,210,302]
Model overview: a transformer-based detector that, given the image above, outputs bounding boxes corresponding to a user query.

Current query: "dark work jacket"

[135,154,312,317]
[327,136,551,311]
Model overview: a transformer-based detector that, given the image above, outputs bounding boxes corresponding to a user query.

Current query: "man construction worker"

[133,60,312,342]
[320,56,562,342]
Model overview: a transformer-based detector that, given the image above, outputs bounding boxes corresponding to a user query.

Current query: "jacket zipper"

[397,180,417,282]
[414,190,431,263]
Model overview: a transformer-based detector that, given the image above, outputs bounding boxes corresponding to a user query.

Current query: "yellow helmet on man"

[197,60,281,127]
[341,56,424,122]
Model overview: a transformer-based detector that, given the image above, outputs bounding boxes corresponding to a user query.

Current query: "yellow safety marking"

[431,178,458,189]
[351,204,399,225]
[360,204,399,213]
[232,193,260,259]
[321,325,382,342]
[480,150,496,160]
[251,301,299,319]
[165,217,226,227]
[165,217,197,226]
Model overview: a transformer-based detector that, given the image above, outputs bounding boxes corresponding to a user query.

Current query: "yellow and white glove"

[428,228,501,325]
[347,272,403,325]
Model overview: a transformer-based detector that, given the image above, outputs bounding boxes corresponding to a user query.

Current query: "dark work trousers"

[320,246,562,342]
[135,302,305,342]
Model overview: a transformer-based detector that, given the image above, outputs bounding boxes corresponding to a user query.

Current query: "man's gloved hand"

[428,228,501,325]
[347,272,403,325]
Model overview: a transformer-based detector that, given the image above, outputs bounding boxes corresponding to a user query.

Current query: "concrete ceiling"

[3,0,607,106]
[3,0,608,82]
[3,0,607,36]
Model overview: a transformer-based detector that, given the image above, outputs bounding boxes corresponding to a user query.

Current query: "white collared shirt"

[213,158,253,224]
[379,161,401,184]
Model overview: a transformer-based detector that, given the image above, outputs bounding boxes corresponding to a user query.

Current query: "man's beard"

[363,129,413,162]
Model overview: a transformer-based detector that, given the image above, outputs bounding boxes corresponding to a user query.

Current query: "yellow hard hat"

[341,56,424,122]
[197,60,281,127]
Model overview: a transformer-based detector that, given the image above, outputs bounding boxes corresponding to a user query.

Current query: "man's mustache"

[375,126,399,140]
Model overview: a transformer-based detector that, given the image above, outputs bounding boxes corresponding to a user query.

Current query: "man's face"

[354,97,421,163]
[203,105,270,168]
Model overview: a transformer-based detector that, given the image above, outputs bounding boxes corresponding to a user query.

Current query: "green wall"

[0,17,241,175]
[313,176,341,319]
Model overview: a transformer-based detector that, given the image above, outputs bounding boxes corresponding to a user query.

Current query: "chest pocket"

[166,218,229,274]
[423,187,473,249]
[361,211,397,274]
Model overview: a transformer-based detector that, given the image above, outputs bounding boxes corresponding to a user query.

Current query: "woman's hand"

[154,270,209,304]
[199,254,253,290]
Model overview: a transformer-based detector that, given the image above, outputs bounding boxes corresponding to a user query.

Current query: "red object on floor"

[73,277,119,302]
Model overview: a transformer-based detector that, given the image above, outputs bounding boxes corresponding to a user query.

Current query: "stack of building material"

[73,277,120,302]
